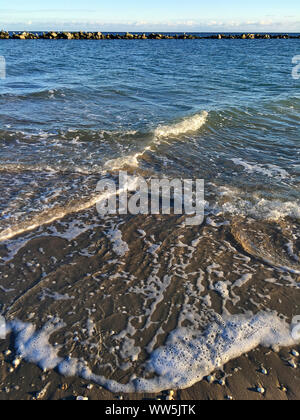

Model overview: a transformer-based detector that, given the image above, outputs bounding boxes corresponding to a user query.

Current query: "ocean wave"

[104,111,208,170]
[154,112,208,138]
[203,98,300,136]
[0,175,141,242]
[0,88,67,101]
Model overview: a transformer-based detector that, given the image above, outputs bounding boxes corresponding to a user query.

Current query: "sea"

[0,34,299,393]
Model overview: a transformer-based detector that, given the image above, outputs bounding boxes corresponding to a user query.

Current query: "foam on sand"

[8,319,64,371]
[143,312,296,391]
[2,311,298,393]
[106,226,129,257]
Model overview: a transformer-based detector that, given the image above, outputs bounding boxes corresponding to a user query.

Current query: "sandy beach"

[1,344,300,400]
[0,206,299,400]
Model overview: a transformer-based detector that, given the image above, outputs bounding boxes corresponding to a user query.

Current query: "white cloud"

[1,17,300,32]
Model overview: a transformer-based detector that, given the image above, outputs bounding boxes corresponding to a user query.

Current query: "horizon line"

[3,30,300,33]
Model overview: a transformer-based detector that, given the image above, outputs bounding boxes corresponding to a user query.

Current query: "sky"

[0,0,299,32]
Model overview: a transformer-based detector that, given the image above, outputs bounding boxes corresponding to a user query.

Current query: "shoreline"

[1,31,300,40]
[1,336,299,400]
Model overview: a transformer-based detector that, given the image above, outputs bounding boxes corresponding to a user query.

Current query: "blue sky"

[1,0,299,32]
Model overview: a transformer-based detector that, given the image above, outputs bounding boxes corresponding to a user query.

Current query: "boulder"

[0,30,9,39]
[125,32,134,39]
[13,32,28,39]
[149,33,162,39]
[59,32,74,39]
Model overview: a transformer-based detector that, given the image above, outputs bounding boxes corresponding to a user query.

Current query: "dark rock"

[2,31,298,41]
[59,32,74,40]
[125,32,134,39]
[12,32,29,39]
[0,30,9,39]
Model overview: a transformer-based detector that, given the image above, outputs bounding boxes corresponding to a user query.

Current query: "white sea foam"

[0,198,103,243]
[231,158,290,179]
[0,176,140,243]
[142,312,296,392]
[2,311,298,393]
[154,112,208,138]
[216,185,300,221]
[0,219,100,263]
[106,227,129,257]
[233,273,253,288]
[104,111,208,170]
[223,198,300,221]
[8,319,64,371]
[40,289,75,302]
[286,241,300,263]
[104,148,151,170]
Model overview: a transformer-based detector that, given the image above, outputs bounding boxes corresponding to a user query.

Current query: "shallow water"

[0,38,300,233]
[0,37,299,392]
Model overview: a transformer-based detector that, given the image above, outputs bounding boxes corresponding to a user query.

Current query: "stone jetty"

[1,30,299,40]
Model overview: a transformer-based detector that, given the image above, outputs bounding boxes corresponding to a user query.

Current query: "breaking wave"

[105,111,208,170]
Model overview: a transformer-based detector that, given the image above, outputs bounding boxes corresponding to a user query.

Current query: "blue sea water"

[0,36,299,236]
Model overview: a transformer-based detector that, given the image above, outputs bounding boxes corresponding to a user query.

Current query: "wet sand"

[1,342,300,400]
[0,207,299,400]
